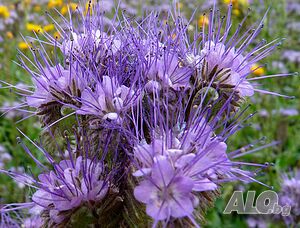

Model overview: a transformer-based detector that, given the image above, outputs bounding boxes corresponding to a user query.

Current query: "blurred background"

[0,0,299,227]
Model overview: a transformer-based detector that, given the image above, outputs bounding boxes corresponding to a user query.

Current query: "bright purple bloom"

[77,76,136,121]
[26,64,86,108]
[23,216,43,228]
[146,52,193,90]
[0,205,42,228]
[134,157,195,221]
[0,131,111,226]
[196,4,295,99]
[61,30,121,59]
[0,211,20,228]
[131,110,266,222]
[200,41,254,97]
[32,156,108,219]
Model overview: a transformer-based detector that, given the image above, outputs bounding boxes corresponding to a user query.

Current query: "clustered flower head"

[278,170,300,226]
[0,1,294,227]
[31,155,108,225]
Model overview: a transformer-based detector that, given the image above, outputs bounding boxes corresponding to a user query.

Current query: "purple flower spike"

[0,129,113,226]
[197,4,295,100]
[132,123,230,222]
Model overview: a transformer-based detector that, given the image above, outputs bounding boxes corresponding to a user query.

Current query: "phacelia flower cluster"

[0,1,294,227]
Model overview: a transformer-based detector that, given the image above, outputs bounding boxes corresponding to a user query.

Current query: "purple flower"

[0,145,11,169]
[196,4,295,100]
[77,76,136,121]
[0,211,20,228]
[131,116,252,222]
[134,157,195,221]
[279,108,299,117]
[0,132,111,226]
[23,216,43,228]
[132,121,229,184]
[247,216,267,228]
[130,56,274,223]
[278,170,300,226]
[26,64,86,108]
[61,30,121,59]
[0,205,42,228]
[200,41,254,97]
[32,156,108,215]
[146,52,193,90]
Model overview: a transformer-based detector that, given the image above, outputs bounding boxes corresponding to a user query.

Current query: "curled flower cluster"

[0,1,294,227]
[0,132,113,227]
[32,156,108,225]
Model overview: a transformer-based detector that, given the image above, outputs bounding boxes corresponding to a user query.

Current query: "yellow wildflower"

[224,0,237,4]
[8,4,16,10]
[176,2,183,10]
[53,31,61,40]
[18,42,30,50]
[0,5,10,19]
[6,31,14,39]
[34,5,41,12]
[251,63,266,76]
[61,3,78,15]
[47,0,63,9]
[238,0,249,7]
[85,0,96,15]
[26,23,43,33]
[23,0,31,6]
[223,0,248,7]
[43,24,55,32]
[198,15,209,28]
[232,9,241,16]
